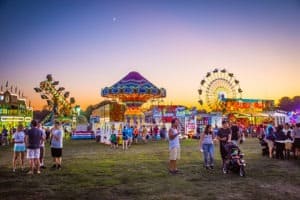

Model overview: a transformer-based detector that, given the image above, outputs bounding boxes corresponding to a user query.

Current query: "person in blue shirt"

[122,126,128,150]
[127,126,133,147]
[265,123,275,158]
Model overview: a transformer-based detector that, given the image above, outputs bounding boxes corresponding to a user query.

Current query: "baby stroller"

[259,138,269,156]
[223,142,246,177]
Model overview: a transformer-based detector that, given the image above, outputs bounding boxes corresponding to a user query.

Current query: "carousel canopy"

[101,71,166,107]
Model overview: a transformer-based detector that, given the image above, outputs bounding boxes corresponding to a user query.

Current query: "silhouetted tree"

[292,96,300,110]
[278,96,300,111]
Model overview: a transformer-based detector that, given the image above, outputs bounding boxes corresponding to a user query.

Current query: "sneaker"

[37,170,41,174]
[169,170,177,175]
[40,166,46,169]
[174,169,182,174]
[13,169,16,173]
[57,165,61,170]
[222,167,228,174]
[27,171,33,175]
[205,166,209,170]
[51,164,57,169]
[210,166,214,170]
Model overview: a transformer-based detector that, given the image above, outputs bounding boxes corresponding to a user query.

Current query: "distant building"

[0,90,33,130]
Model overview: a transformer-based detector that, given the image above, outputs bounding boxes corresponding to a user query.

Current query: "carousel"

[101,71,166,125]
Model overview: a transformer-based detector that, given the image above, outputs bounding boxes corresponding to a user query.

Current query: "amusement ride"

[198,68,243,112]
[34,74,78,126]
[101,71,166,125]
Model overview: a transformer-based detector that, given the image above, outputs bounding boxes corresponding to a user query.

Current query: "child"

[110,128,117,149]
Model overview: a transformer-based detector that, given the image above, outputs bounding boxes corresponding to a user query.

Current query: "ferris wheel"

[198,68,243,112]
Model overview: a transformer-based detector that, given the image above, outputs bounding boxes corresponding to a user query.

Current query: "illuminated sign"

[24,117,32,122]
[224,98,274,112]
[1,116,24,122]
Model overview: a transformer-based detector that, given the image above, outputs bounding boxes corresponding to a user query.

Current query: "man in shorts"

[25,120,42,174]
[168,118,181,174]
[50,121,64,170]
[38,123,46,169]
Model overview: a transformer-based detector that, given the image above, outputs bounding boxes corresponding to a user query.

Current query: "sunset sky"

[0,0,299,110]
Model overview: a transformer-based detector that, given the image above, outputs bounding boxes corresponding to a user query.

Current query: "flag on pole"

[5,81,8,88]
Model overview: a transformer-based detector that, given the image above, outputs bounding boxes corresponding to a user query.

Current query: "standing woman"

[265,125,276,158]
[50,121,64,170]
[199,125,215,170]
[12,124,26,172]
[293,123,300,159]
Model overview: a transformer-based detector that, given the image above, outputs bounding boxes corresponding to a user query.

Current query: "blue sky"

[0,0,299,109]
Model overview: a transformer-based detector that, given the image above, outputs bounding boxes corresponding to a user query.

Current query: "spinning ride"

[198,68,243,112]
[101,71,166,124]
[34,74,76,125]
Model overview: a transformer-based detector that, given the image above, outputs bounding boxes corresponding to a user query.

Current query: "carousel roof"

[101,71,166,102]
[111,71,158,88]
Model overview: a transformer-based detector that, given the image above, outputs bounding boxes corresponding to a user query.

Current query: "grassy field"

[0,138,299,200]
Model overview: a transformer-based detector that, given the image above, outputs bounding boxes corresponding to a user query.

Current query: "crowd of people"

[8,120,64,175]
[168,119,300,175]
[95,124,169,150]
[169,119,246,175]
[3,117,300,176]
[259,123,300,160]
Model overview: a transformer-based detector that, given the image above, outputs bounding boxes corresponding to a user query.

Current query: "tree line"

[278,96,300,112]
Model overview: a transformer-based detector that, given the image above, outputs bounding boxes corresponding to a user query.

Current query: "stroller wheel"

[239,166,246,177]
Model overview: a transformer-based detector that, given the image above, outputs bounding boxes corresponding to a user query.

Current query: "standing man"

[217,120,232,173]
[230,122,240,145]
[168,118,181,174]
[50,121,64,170]
[38,123,46,169]
[25,120,42,174]
[127,126,133,147]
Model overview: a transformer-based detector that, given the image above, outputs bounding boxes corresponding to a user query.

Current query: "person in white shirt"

[12,124,26,172]
[50,121,64,170]
[168,118,181,174]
